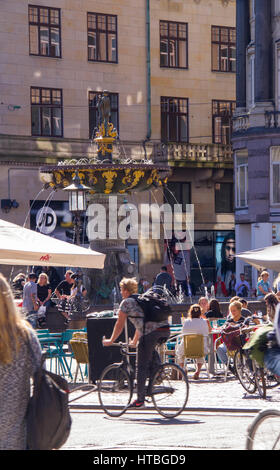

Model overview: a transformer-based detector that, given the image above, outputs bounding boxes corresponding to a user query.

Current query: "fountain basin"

[39,162,170,195]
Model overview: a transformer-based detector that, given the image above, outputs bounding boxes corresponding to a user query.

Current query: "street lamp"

[63,171,90,245]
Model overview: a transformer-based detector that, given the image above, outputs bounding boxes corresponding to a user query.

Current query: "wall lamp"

[1,199,19,213]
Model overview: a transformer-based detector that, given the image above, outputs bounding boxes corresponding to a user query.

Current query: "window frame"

[87,12,118,63]
[159,20,188,69]
[30,86,63,137]
[214,182,234,214]
[160,96,189,143]
[212,99,236,145]
[163,181,191,212]
[88,91,119,139]
[235,153,248,209]
[270,147,280,206]
[28,4,62,58]
[211,25,236,73]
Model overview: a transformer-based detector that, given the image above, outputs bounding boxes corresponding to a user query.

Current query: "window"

[247,51,255,108]
[235,153,248,208]
[160,21,188,69]
[276,43,280,111]
[215,183,234,213]
[87,13,117,63]
[161,97,188,142]
[89,91,119,138]
[212,100,236,145]
[163,182,191,211]
[271,148,280,205]
[29,5,61,57]
[31,87,63,137]
[212,26,236,72]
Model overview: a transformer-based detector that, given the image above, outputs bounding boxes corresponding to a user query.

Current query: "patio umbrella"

[236,244,280,271]
[0,219,105,269]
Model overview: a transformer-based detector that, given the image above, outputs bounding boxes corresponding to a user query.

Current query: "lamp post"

[63,171,90,245]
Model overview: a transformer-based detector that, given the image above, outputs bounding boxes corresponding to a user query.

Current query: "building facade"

[233,0,280,289]
[0,0,236,292]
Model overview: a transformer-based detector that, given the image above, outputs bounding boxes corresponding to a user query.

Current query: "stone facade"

[233,0,280,289]
[0,0,236,291]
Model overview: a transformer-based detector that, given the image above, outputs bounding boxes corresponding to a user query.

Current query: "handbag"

[37,305,46,316]
[221,324,243,352]
[26,340,72,450]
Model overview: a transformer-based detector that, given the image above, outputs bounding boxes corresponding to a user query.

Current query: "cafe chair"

[183,334,210,379]
[70,332,89,383]
[214,337,235,381]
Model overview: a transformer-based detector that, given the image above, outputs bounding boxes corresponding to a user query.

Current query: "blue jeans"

[264,347,280,376]
[26,310,38,328]
[216,343,228,365]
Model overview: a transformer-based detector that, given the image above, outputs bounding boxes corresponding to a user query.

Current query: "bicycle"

[98,342,189,419]
[246,409,280,450]
[234,326,280,399]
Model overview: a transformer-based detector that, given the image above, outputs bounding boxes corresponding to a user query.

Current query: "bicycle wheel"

[252,360,266,399]
[264,369,280,389]
[234,350,256,394]
[98,364,133,417]
[246,409,280,450]
[150,363,189,418]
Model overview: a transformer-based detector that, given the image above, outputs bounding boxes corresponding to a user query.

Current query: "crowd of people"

[11,267,88,328]
[150,265,280,303]
[2,264,280,448]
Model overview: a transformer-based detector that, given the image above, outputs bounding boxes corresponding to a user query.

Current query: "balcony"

[154,142,233,168]
[233,108,280,136]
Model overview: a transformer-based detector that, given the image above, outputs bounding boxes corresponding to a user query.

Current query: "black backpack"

[26,353,72,450]
[130,291,171,324]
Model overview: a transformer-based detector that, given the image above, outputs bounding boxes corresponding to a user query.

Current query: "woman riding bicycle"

[102,277,170,409]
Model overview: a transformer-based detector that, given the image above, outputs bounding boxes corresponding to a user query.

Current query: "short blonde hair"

[38,273,49,283]
[229,300,242,312]
[119,277,138,295]
[229,296,240,303]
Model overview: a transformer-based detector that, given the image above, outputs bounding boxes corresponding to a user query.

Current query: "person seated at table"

[239,298,252,318]
[176,304,209,380]
[198,296,211,332]
[54,270,75,323]
[37,273,52,310]
[198,297,209,318]
[264,293,279,323]
[205,299,223,319]
[216,301,246,372]
[11,272,26,299]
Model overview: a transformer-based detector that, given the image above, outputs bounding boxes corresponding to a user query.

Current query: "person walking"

[103,277,170,409]
[22,272,38,328]
[0,273,42,449]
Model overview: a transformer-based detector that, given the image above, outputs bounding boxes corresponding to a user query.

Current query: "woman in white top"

[176,304,209,380]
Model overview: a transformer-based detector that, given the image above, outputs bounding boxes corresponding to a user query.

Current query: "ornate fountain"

[39,91,170,307]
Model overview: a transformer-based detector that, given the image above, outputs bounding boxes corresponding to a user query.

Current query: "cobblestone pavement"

[68,369,280,412]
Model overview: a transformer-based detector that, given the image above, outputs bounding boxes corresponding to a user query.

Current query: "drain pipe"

[146,0,151,141]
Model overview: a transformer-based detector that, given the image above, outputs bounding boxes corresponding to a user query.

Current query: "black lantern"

[63,171,90,213]
[63,171,90,244]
